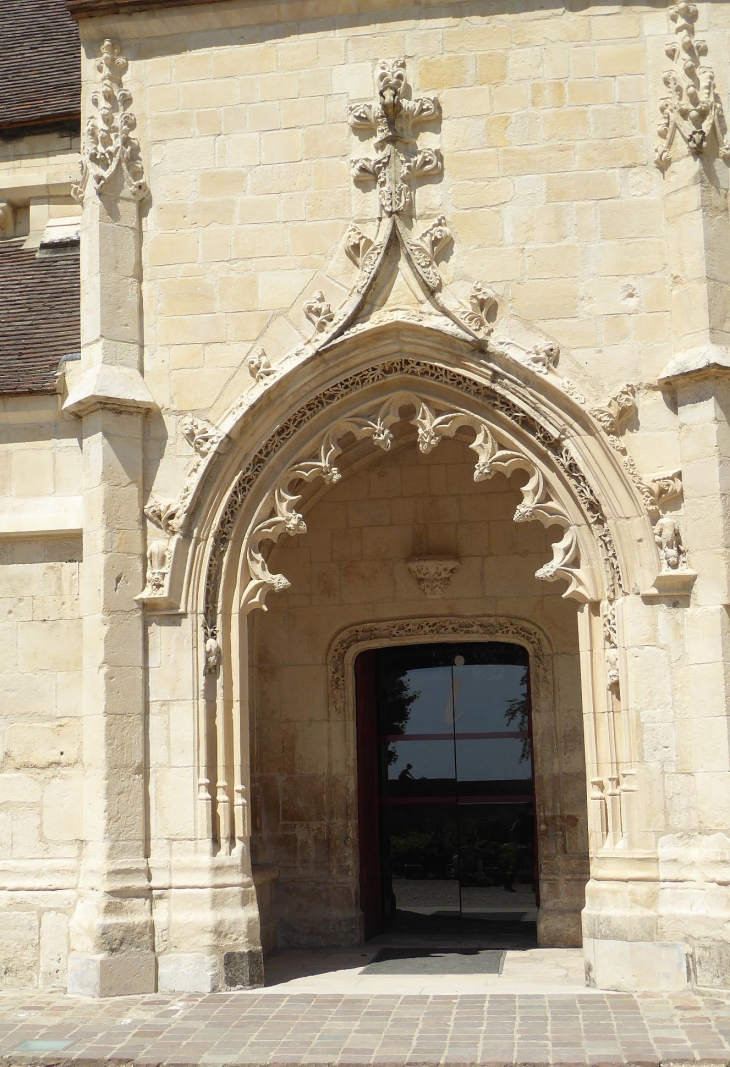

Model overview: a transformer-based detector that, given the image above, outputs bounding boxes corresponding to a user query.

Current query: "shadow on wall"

[83,0,672,60]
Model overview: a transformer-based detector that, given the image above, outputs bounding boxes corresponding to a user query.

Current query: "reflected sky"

[386,737,531,782]
[383,664,528,736]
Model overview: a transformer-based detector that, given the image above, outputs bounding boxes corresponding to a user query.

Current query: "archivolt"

[201,357,625,647]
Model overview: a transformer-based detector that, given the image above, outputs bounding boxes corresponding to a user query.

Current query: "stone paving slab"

[0,990,729,1067]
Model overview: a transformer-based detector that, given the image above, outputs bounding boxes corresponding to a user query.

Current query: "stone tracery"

[240,392,587,612]
[199,357,628,652]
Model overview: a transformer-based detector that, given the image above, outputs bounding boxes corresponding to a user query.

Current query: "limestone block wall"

[251,437,587,948]
[0,396,83,988]
[73,0,707,499]
[0,130,81,240]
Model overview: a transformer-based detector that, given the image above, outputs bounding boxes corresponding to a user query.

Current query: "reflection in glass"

[385,740,456,784]
[374,642,537,926]
[455,739,532,785]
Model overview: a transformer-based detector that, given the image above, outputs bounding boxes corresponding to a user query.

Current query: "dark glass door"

[356,642,537,936]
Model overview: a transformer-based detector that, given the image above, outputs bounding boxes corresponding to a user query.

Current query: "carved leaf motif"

[460,281,498,335]
[303,291,335,333]
[181,415,222,456]
[404,240,442,291]
[73,39,148,204]
[239,392,588,612]
[347,58,441,217]
[407,558,460,598]
[590,384,636,439]
[655,2,730,169]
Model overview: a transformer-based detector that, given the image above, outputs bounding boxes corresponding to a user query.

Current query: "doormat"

[361,947,505,974]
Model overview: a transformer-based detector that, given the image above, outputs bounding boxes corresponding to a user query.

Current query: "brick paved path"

[1,991,730,1066]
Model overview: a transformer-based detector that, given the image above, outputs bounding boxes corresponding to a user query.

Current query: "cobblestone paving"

[0,990,729,1066]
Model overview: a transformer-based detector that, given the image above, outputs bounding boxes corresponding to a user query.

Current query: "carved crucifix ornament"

[349,58,441,216]
[655,2,730,169]
[73,39,148,203]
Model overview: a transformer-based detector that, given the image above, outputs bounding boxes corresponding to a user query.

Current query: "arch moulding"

[326,614,565,940]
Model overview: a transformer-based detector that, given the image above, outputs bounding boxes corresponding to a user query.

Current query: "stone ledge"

[659,343,730,384]
[63,364,158,418]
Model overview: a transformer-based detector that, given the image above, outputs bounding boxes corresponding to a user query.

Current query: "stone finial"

[73,39,148,204]
[655,2,730,169]
[349,58,441,217]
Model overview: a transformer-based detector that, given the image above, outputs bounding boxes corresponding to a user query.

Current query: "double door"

[356,641,537,937]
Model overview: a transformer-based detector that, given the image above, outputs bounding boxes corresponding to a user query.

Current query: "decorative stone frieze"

[407,557,460,597]
[603,601,620,696]
[349,58,441,217]
[73,40,148,204]
[655,2,730,169]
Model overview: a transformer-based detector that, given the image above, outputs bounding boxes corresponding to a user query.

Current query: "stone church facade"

[1,0,730,996]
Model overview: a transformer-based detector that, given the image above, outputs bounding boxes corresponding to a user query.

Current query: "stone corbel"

[62,364,158,418]
[407,557,460,598]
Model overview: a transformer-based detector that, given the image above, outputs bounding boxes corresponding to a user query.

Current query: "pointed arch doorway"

[356,639,538,942]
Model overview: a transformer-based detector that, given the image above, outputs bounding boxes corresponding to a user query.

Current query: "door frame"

[355,637,538,938]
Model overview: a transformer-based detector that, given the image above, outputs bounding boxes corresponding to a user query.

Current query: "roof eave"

[66,0,231,18]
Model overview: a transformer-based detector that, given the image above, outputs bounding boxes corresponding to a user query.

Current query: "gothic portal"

[1,0,730,997]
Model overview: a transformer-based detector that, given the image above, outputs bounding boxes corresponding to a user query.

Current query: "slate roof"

[0,0,81,131]
[0,239,80,394]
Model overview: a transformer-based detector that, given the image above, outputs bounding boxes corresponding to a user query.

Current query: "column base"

[158,953,219,993]
[223,948,265,988]
[584,937,688,992]
[67,953,156,997]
